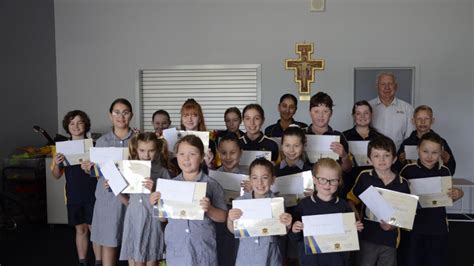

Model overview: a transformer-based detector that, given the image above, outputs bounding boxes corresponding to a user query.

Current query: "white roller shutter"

[139,64,261,132]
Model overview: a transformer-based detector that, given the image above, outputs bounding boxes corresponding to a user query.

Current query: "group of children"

[51,91,464,266]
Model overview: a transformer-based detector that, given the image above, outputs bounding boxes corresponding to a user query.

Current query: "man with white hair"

[369,72,414,150]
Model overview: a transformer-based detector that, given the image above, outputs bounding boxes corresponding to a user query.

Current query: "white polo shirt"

[369,97,414,150]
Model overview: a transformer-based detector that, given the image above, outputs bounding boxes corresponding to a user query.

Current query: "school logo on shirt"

[334,243,341,250]
[261,228,269,235]
[432,200,438,206]
[180,210,186,217]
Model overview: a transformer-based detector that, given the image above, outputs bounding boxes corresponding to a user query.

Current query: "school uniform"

[305,125,351,198]
[51,162,97,225]
[235,191,282,266]
[399,161,451,266]
[395,130,456,174]
[239,132,280,162]
[119,162,171,262]
[274,159,312,262]
[347,169,410,266]
[342,127,381,200]
[65,165,97,225]
[275,159,313,177]
[264,119,308,137]
[289,194,352,266]
[90,130,133,247]
[164,171,227,266]
[215,166,245,266]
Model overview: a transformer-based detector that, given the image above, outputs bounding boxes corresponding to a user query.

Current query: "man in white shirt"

[369,72,414,150]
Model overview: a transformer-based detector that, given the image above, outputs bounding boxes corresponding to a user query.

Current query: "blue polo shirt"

[264,119,308,138]
[347,169,410,248]
[289,194,352,265]
[395,130,456,174]
[239,132,280,162]
[63,165,97,205]
[400,160,451,235]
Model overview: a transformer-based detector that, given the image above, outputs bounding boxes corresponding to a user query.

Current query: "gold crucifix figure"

[286,43,325,96]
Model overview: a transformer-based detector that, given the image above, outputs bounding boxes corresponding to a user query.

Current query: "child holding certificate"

[149,135,227,266]
[399,132,463,266]
[51,110,99,266]
[396,105,456,174]
[119,133,170,266]
[290,158,363,266]
[304,92,351,174]
[215,132,248,266]
[275,126,312,265]
[88,98,136,266]
[347,135,410,266]
[227,158,293,266]
[239,104,280,163]
[343,101,381,197]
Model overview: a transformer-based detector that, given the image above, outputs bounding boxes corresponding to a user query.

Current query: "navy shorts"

[67,202,94,226]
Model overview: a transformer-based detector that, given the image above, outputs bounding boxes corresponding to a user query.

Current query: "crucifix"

[286,43,325,100]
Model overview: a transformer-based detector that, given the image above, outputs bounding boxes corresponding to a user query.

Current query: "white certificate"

[208,170,248,204]
[348,141,370,167]
[409,176,452,208]
[90,147,129,166]
[100,160,128,196]
[240,150,272,166]
[55,139,93,166]
[404,145,418,161]
[365,187,418,230]
[155,181,207,220]
[162,127,178,152]
[271,170,313,195]
[208,170,248,192]
[177,130,209,153]
[233,197,286,238]
[303,213,359,254]
[156,178,196,203]
[409,176,442,195]
[118,160,151,194]
[359,185,395,222]
[302,213,345,236]
[233,198,272,220]
[305,135,340,163]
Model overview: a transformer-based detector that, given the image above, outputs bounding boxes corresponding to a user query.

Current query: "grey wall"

[0,0,58,160]
[54,0,473,210]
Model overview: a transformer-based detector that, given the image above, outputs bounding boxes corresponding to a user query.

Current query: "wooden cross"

[286,43,325,95]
